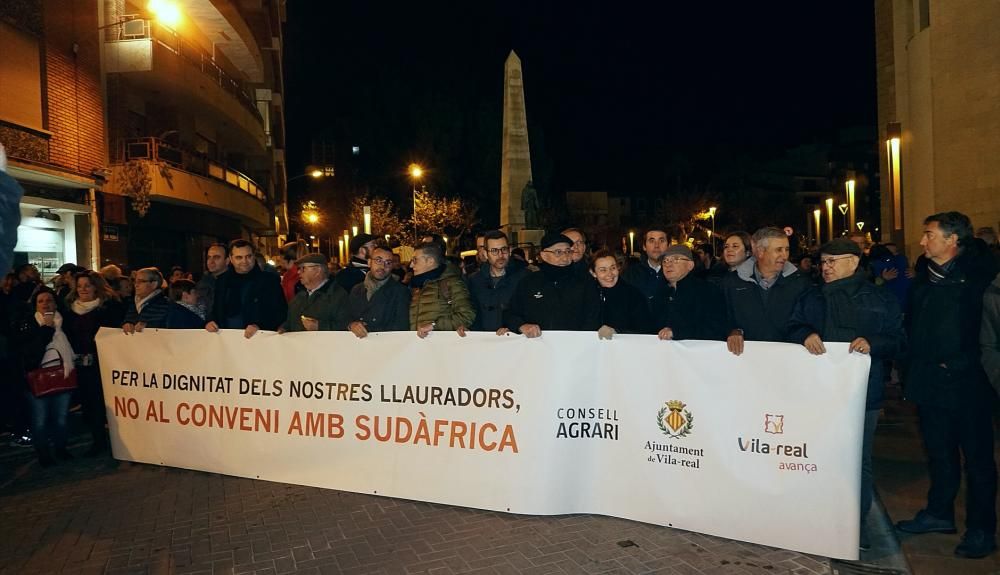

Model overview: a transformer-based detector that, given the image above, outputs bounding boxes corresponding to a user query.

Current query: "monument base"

[515,228,544,249]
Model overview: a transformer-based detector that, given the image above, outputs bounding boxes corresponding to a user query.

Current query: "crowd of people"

[1,208,1000,558]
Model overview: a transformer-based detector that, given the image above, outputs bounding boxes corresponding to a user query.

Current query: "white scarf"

[71,298,102,315]
[34,311,76,377]
[135,289,162,314]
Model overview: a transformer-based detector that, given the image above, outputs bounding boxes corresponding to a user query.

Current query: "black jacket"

[209,264,287,331]
[64,299,126,353]
[467,260,528,331]
[721,258,810,343]
[597,279,651,334]
[621,257,668,311]
[503,263,601,332]
[123,291,171,328]
[165,302,207,329]
[651,274,727,340]
[787,273,905,409]
[905,245,998,408]
[335,259,369,295]
[348,276,411,332]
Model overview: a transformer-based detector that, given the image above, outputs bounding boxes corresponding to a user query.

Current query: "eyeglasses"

[819,255,855,267]
[661,256,692,264]
[543,249,573,257]
[372,257,393,266]
[487,247,510,256]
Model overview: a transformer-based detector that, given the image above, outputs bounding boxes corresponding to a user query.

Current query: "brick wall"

[43,0,106,174]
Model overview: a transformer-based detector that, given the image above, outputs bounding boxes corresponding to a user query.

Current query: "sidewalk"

[872,381,1000,574]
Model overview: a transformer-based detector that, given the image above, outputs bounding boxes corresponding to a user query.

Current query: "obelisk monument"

[500,50,535,241]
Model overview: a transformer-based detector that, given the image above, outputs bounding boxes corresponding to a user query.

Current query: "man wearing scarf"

[895,212,1000,559]
[347,245,411,337]
[122,267,170,333]
[408,241,475,338]
[206,239,287,338]
[280,253,350,332]
[502,232,600,337]
[787,237,905,551]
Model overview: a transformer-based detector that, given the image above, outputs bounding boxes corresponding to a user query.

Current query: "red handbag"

[27,351,78,398]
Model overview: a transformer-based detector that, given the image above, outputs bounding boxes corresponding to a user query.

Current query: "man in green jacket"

[280,253,350,332]
[409,242,475,338]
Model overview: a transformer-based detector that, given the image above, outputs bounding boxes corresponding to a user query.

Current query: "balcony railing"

[104,17,263,123]
[116,137,267,203]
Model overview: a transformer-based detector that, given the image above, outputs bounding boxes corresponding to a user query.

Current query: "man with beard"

[336,233,377,294]
[468,230,527,332]
[206,239,287,338]
[787,237,904,550]
[721,227,809,355]
[622,227,670,310]
[502,232,600,337]
[348,245,411,337]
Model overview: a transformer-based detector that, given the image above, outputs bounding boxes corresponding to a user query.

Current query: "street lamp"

[845,178,856,231]
[287,169,325,184]
[825,198,834,242]
[628,231,635,255]
[813,209,821,246]
[148,0,182,28]
[408,163,423,242]
[708,206,717,256]
[838,203,849,234]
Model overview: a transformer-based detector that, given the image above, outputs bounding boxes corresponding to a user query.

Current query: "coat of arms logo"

[657,400,694,438]
[764,414,784,434]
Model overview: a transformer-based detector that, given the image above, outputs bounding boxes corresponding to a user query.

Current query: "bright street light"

[148,0,182,28]
[408,163,424,241]
[409,164,424,179]
[309,169,323,178]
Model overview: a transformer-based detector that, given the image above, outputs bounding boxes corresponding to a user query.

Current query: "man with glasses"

[787,237,904,551]
[562,227,590,279]
[280,253,350,333]
[206,239,287,339]
[468,230,528,332]
[623,227,671,310]
[122,268,170,333]
[650,245,726,341]
[502,232,600,337]
[347,245,411,337]
[720,227,809,355]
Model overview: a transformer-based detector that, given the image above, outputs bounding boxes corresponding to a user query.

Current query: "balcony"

[103,18,266,152]
[107,137,271,231]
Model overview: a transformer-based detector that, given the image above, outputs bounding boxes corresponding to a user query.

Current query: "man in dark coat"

[347,245,411,337]
[468,230,527,332]
[651,245,726,341]
[281,253,350,332]
[622,227,670,310]
[336,233,377,295]
[895,212,999,559]
[720,227,810,355]
[787,237,905,550]
[123,267,171,332]
[502,232,600,337]
[206,239,287,338]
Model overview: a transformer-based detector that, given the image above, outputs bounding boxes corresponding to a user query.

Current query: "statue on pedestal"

[521,180,539,229]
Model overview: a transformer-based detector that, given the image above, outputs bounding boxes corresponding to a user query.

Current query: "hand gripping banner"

[96,328,869,559]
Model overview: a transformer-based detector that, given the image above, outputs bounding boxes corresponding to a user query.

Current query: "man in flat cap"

[720,226,810,355]
[650,244,726,341]
[280,253,350,333]
[502,232,600,337]
[787,237,905,550]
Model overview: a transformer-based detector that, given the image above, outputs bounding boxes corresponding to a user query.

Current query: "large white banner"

[96,328,869,559]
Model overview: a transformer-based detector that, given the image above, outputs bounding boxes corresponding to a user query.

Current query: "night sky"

[284,1,876,229]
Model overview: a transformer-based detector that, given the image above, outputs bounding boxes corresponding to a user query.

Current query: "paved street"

[0,417,838,575]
